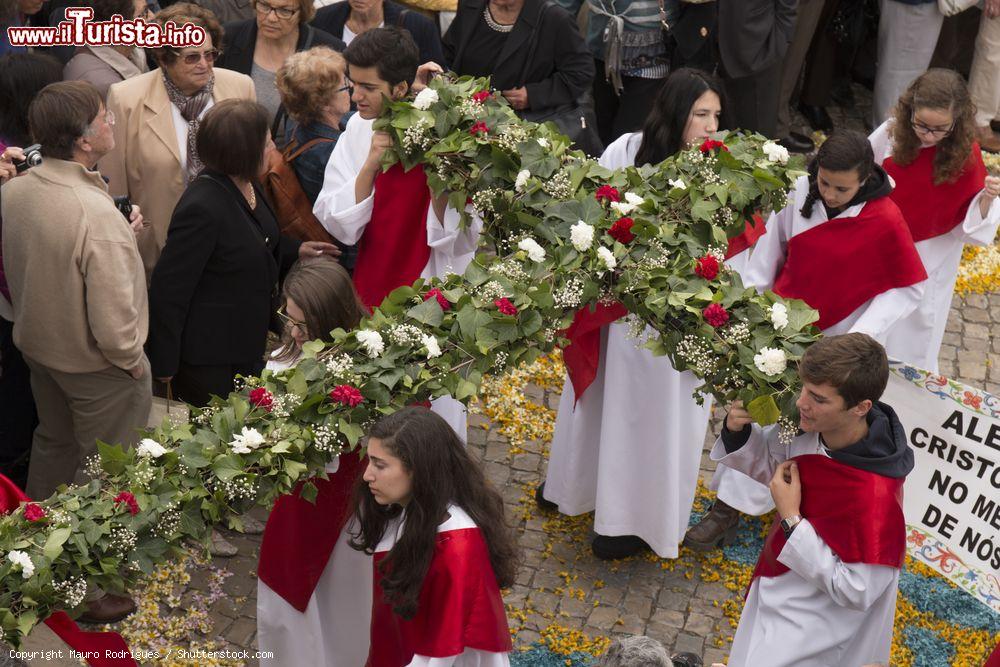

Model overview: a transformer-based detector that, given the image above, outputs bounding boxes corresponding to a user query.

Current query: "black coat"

[443,0,593,113]
[312,0,445,66]
[148,171,300,377]
[717,0,797,79]
[216,20,346,75]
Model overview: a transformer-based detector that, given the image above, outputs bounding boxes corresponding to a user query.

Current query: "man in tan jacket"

[1,83,152,594]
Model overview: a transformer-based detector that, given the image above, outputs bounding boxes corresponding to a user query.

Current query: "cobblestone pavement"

[11,89,997,665]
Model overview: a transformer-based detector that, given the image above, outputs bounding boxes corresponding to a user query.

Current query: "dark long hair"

[350,407,519,619]
[800,130,875,218]
[634,67,725,167]
[0,53,64,147]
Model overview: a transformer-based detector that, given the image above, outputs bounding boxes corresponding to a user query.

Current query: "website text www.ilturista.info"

[5,7,206,49]
[9,648,276,661]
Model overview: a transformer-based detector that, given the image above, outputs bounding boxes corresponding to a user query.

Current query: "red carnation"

[249,387,273,412]
[330,384,364,407]
[702,303,730,328]
[469,121,489,136]
[424,288,451,311]
[472,90,491,104]
[595,185,621,204]
[494,298,518,316]
[23,503,46,522]
[699,138,729,153]
[609,217,635,244]
[694,254,720,280]
[113,492,139,516]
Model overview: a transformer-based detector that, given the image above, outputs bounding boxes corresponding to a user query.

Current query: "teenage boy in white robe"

[716,333,912,667]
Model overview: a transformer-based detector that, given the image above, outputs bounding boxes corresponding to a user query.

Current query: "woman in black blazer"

[311,0,444,66]
[149,100,338,407]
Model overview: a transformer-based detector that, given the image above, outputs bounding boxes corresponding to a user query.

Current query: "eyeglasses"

[103,110,115,126]
[910,114,954,138]
[276,304,307,331]
[171,48,221,65]
[335,82,353,94]
[254,0,299,19]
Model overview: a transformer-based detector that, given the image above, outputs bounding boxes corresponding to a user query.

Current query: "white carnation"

[514,169,531,193]
[517,237,546,262]
[668,178,686,190]
[136,438,167,459]
[609,201,636,216]
[7,550,34,579]
[537,137,549,148]
[769,303,789,330]
[624,192,644,206]
[412,88,438,110]
[230,427,266,455]
[753,347,788,376]
[597,246,617,272]
[570,220,594,252]
[356,330,385,358]
[762,141,790,165]
[422,334,442,359]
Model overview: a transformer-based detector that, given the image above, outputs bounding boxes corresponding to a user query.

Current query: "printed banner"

[885,361,1000,613]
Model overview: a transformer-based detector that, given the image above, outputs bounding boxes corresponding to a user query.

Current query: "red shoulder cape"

[352,163,433,310]
[560,217,765,401]
[883,144,987,243]
[0,476,137,667]
[773,197,927,330]
[367,527,511,666]
[752,455,906,582]
[256,452,368,612]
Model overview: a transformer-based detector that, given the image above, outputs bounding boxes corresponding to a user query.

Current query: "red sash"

[883,144,987,243]
[773,197,927,330]
[256,452,368,612]
[367,527,511,666]
[0,476,137,667]
[352,163,433,310]
[985,640,1000,667]
[752,455,906,583]
[560,217,766,401]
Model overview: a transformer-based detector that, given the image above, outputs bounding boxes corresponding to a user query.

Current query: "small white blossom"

[356,329,385,358]
[570,220,594,252]
[624,192,643,206]
[7,550,34,578]
[596,246,617,272]
[136,438,167,459]
[514,169,531,193]
[754,347,788,376]
[230,426,266,454]
[668,178,686,190]
[769,303,789,330]
[422,334,442,359]
[609,201,635,216]
[762,141,790,165]
[412,88,438,110]
[537,137,549,148]
[517,237,546,262]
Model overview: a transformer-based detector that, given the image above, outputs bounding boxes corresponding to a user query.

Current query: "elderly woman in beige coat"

[100,2,255,280]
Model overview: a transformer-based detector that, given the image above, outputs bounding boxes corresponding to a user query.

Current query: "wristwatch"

[780,514,802,539]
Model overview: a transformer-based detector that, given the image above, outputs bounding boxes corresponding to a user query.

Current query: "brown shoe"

[976,125,1000,154]
[683,500,741,551]
[78,592,136,624]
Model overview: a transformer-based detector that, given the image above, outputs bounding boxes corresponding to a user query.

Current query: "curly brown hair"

[152,2,224,66]
[276,46,347,127]
[889,68,976,185]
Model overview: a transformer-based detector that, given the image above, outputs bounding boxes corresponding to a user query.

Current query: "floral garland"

[0,75,819,645]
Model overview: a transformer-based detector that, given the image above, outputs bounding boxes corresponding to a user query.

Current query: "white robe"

[710,428,900,667]
[869,120,1000,373]
[375,505,510,667]
[313,113,482,436]
[543,132,713,558]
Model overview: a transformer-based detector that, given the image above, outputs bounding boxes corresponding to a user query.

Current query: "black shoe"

[671,653,704,667]
[535,482,557,511]
[798,102,834,132]
[591,534,650,560]
[779,132,814,154]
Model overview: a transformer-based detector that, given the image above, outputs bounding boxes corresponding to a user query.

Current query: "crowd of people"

[1,0,999,665]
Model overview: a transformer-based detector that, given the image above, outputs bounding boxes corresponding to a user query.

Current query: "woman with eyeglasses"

[100,2,255,281]
[868,68,1000,373]
[216,0,344,142]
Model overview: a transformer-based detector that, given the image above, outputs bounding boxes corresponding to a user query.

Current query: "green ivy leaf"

[406,297,444,327]
[747,394,781,426]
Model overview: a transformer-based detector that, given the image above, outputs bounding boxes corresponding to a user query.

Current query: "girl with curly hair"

[869,68,1000,373]
[351,407,517,666]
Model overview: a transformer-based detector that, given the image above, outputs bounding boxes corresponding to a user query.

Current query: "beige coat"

[100,68,255,279]
[1,159,148,374]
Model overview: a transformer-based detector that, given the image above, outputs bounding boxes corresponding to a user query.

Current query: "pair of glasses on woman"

[910,114,954,138]
[170,48,222,65]
[277,305,307,332]
[254,0,300,19]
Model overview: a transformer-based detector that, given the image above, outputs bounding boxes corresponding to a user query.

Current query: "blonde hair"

[276,46,347,127]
